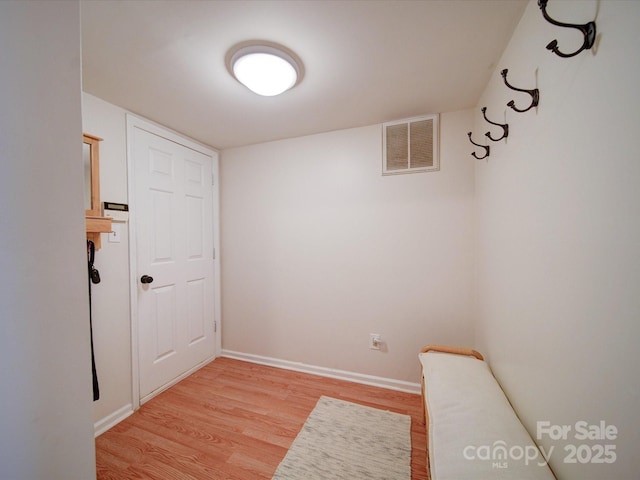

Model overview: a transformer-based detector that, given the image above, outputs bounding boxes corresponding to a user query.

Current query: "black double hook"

[538,0,596,58]
[468,132,490,160]
[481,107,509,142]
[501,69,539,113]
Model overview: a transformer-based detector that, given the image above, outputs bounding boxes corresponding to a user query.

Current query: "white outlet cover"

[108,223,121,243]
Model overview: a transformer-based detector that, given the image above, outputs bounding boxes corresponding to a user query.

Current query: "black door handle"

[140,275,154,284]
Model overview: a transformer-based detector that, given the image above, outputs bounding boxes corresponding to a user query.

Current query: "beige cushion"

[420,352,556,480]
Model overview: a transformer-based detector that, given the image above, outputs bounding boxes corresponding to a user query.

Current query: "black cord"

[87,240,100,401]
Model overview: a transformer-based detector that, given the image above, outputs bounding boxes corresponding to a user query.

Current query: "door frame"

[126,114,221,410]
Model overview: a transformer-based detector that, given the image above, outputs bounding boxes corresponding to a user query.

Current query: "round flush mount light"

[227,42,303,97]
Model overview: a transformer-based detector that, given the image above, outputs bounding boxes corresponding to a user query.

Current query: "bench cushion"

[420,352,555,479]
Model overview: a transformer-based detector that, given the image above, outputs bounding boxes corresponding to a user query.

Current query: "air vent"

[382,114,439,175]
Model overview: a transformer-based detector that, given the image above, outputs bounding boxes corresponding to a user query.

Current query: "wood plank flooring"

[96,357,428,479]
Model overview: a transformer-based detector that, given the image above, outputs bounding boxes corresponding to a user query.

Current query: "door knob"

[140,275,154,284]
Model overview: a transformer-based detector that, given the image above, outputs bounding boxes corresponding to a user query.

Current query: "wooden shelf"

[84,133,108,250]
[86,215,112,233]
[86,215,112,249]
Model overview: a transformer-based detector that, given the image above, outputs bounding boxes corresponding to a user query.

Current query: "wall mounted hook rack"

[481,107,509,142]
[538,0,596,58]
[468,132,490,160]
[501,69,539,113]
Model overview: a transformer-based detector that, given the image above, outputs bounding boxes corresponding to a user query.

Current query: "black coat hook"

[468,132,490,160]
[501,69,539,113]
[481,107,509,142]
[538,0,596,58]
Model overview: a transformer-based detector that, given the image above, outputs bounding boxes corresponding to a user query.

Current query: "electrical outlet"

[369,333,381,350]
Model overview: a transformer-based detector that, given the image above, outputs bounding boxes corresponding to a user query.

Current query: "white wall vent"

[382,114,439,175]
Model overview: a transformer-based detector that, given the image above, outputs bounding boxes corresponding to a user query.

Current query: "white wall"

[474,1,640,478]
[221,110,475,383]
[0,2,96,479]
[81,93,133,429]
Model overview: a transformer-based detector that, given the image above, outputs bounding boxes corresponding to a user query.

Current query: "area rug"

[272,396,411,480]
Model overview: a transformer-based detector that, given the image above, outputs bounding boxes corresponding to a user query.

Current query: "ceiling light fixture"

[228,43,301,97]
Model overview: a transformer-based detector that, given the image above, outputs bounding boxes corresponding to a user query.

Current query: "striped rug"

[272,396,411,480]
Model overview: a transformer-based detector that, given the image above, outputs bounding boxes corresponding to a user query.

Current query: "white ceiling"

[81,0,527,150]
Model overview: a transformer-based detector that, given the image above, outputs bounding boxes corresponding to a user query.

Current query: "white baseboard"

[94,403,134,437]
[221,350,421,395]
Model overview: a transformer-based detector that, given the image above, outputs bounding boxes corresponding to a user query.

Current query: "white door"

[132,125,216,402]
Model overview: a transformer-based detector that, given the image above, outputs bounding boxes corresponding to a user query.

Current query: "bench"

[419,345,556,479]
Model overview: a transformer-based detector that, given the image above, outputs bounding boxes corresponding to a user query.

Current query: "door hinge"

[214,321,217,333]
[211,173,215,186]
[213,247,216,260]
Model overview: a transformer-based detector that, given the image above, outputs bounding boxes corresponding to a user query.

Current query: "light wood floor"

[96,357,428,479]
